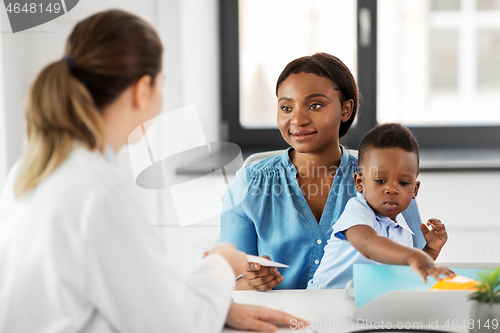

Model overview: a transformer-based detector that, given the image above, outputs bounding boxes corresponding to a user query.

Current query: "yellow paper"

[430,275,479,291]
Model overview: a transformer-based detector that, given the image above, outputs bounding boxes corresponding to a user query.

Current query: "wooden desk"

[223,289,469,333]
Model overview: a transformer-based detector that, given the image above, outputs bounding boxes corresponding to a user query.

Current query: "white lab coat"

[0,145,235,333]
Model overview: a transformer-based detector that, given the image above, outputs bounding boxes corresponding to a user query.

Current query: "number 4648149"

[443,319,499,330]
[5,3,62,14]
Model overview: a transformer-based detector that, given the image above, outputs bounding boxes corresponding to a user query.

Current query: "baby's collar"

[356,192,415,235]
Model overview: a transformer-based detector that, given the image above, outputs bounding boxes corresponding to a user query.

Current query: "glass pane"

[378,0,500,125]
[377,0,434,124]
[431,0,460,11]
[477,30,500,93]
[239,0,357,128]
[430,30,458,94]
[477,0,500,10]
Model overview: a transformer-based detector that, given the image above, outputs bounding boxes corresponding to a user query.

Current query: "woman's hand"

[420,218,448,260]
[208,243,248,278]
[242,255,284,292]
[226,302,306,332]
[408,250,455,283]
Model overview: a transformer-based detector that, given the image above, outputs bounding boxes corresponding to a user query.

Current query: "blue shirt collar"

[356,192,415,235]
[281,145,351,175]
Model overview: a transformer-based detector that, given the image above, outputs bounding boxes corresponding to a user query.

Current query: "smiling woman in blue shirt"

[220,53,426,291]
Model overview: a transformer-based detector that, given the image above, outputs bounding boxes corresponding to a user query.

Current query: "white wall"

[0,0,221,173]
[153,0,223,278]
[418,172,500,263]
[0,0,222,276]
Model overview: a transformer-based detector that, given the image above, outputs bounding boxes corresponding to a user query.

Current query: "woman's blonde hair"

[15,10,163,197]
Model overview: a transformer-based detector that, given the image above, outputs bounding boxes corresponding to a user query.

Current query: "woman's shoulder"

[224,151,290,202]
[240,149,291,179]
[47,147,131,199]
[68,147,122,179]
[343,147,359,168]
[1,147,140,228]
[3,147,121,198]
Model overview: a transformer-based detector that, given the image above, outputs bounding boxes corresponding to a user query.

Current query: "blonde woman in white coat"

[0,10,299,333]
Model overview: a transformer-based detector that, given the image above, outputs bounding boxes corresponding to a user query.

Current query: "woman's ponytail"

[14,10,163,197]
[14,59,105,197]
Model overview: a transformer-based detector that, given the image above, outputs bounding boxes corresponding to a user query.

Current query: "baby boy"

[308,123,454,289]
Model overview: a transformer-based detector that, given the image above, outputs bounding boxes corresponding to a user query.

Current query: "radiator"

[436,228,500,263]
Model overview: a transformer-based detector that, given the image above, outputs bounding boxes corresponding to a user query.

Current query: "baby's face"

[354,147,420,220]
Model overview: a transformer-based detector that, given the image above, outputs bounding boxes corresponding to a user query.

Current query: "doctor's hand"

[241,255,284,292]
[226,302,306,332]
[209,243,247,278]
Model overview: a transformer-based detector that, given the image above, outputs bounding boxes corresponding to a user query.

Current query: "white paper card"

[246,255,289,268]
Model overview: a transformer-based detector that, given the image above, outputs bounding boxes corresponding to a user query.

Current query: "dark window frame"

[220,0,500,166]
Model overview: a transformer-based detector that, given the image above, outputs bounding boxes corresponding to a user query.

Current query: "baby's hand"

[408,251,455,283]
[421,218,448,253]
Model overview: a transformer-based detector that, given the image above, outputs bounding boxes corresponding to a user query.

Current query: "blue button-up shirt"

[220,147,425,289]
[307,192,415,289]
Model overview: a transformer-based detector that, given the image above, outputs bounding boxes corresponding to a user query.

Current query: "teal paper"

[353,264,488,307]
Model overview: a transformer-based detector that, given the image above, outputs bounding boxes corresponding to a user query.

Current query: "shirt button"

[317,239,322,245]
[314,259,320,265]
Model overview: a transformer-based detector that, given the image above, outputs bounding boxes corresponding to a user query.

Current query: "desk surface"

[223,289,469,333]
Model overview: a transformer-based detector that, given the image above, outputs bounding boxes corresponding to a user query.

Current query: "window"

[221,0,500,164]
[220,0,362,152]
[238,0,357,129]
[378,0,500,126]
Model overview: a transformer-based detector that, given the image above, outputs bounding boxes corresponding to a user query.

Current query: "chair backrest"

[243,150,287,166]
[244,149,358,166]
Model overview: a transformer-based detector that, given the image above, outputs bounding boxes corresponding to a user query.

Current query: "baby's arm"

[344,225,454,283]
[420,218,448,261]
